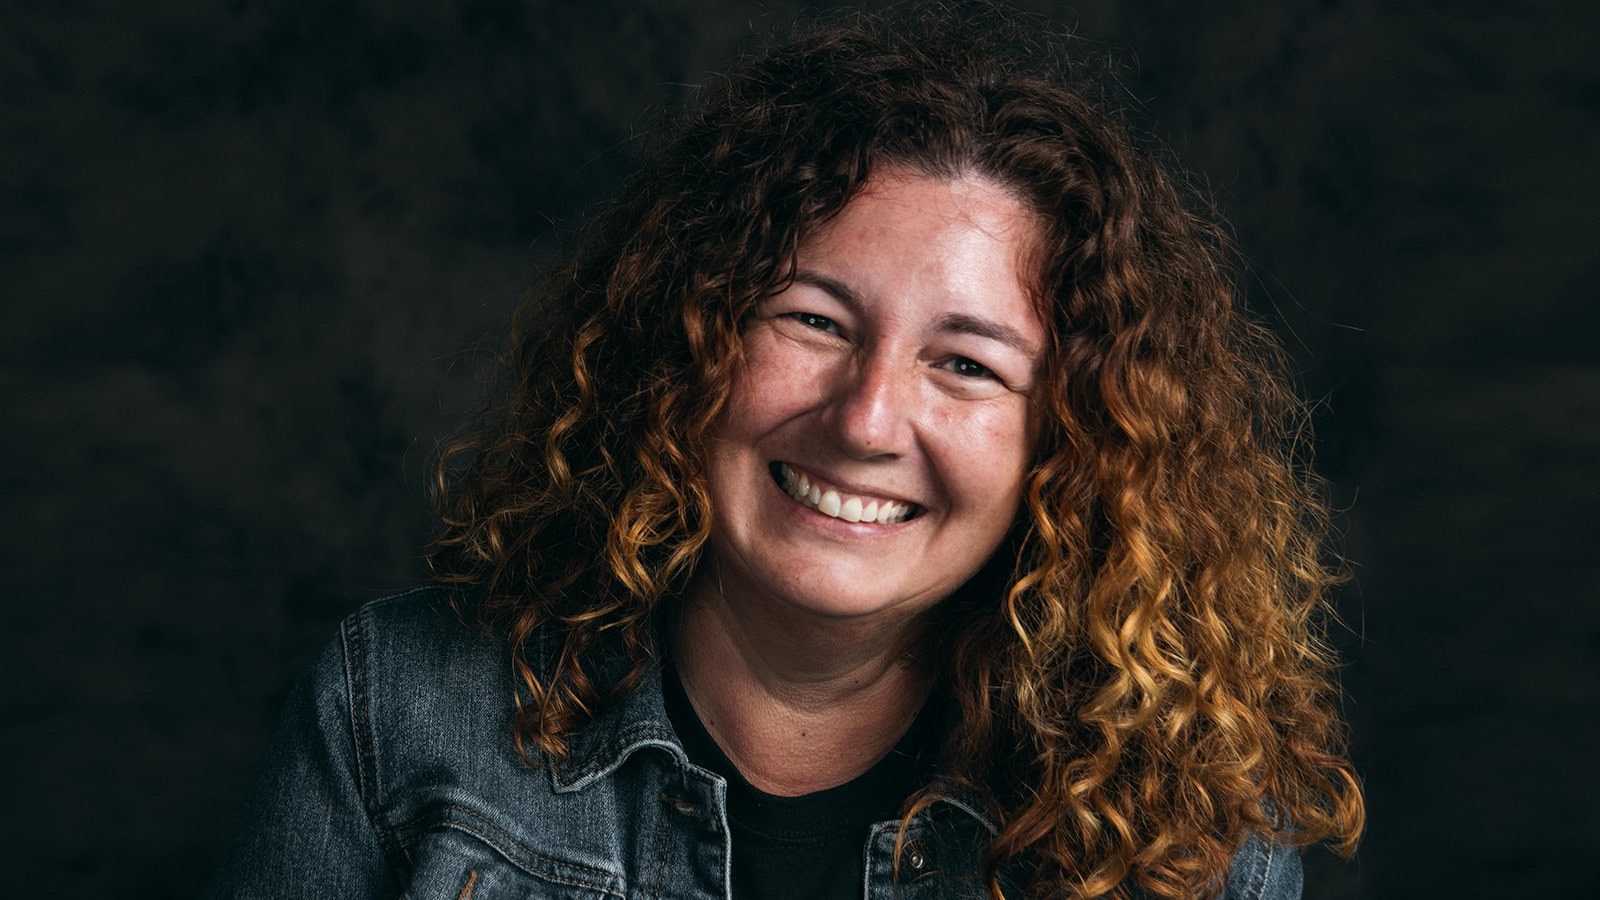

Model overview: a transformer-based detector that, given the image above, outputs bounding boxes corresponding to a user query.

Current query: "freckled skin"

[702,171,1045,629]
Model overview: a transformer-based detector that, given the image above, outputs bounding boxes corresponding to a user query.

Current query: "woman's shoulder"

[323,584,514,724]
[300,585,561,820]
[340,584,500,663]
[275,583,522,790]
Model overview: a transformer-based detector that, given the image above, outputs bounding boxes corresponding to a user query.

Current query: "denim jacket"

[206,586,1302,899]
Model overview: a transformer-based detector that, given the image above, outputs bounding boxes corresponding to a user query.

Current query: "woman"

[210,8,1363,899]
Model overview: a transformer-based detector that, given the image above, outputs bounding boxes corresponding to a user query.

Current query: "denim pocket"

[399,819,626,899]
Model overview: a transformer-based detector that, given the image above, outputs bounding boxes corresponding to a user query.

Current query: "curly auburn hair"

[430,6,1363,898]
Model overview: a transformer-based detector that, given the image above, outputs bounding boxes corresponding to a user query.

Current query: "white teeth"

[840,497,863,522]
[776,464,916,524]
[818,490,842,517]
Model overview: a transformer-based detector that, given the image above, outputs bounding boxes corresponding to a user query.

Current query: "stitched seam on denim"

[683,766,730,900]
[645,780,672,899]
[575,725,680,776]
[443,821,624,897]
[555,724,681,786]
[341,609,394,871]
[862,823,884,900]
[346,590,442,803]
[1240,837,1269,900]
[382,803,624,894]
[435,821,624,897]
[1256,841,1277,900]
[341,616,371,804]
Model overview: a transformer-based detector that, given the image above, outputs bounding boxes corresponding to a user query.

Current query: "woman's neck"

[671,574,934,797]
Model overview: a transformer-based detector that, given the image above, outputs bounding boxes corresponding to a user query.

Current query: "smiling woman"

[702,173,1041,628]
[681,172,1044,801]
[207,6,1363,899]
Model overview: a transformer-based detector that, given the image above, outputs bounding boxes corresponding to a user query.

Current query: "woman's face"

[701,171,1045,628]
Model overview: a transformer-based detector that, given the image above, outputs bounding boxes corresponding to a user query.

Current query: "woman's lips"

[770,462,923,524]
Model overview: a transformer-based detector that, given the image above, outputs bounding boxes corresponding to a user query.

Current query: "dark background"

[4,1,1595,896]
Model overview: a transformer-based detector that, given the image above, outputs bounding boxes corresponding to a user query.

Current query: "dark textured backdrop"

[4,1,1595,896]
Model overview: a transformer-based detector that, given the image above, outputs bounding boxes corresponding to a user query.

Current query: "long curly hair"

[430,6,1363,897]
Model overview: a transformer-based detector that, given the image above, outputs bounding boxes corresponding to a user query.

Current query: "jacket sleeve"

[1222,833,1303,900]
[204,622,399,899]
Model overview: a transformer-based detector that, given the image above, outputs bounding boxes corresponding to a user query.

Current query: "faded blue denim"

[206,587,1302,898]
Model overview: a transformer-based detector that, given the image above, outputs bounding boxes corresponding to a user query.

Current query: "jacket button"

[905,844,927,872]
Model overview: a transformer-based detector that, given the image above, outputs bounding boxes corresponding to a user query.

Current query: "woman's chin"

[760,574,945,627]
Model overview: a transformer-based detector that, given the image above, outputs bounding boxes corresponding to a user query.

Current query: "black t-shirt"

[662,665,938,900]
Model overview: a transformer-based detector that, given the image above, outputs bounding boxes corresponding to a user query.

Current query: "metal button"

[906,844,927,871]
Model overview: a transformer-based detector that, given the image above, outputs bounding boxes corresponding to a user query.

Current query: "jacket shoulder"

[348,582,481,634]
[336,586,527,802]
[1222,832,1303,900]
[343,584,504,683]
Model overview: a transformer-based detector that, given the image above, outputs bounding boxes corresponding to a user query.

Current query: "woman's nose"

[823,352,915,459]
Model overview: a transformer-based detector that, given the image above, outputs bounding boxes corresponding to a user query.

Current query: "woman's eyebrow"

[790,270,862,308]
[791,269,1039,357]
[932,312,1040,357]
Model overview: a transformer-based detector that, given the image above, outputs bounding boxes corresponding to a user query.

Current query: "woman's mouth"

[770,463,923,524]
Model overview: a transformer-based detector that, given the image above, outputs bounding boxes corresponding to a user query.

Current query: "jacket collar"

[538,624,1000,836]
[547,648,687,792]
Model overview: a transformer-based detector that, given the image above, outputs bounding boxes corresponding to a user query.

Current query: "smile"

[771,463,922,524]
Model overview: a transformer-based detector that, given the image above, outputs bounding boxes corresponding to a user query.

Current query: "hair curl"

[431,6,1363,897]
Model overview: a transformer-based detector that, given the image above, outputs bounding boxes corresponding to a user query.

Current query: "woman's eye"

[944,356,996,379]
[790,312,838,333]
